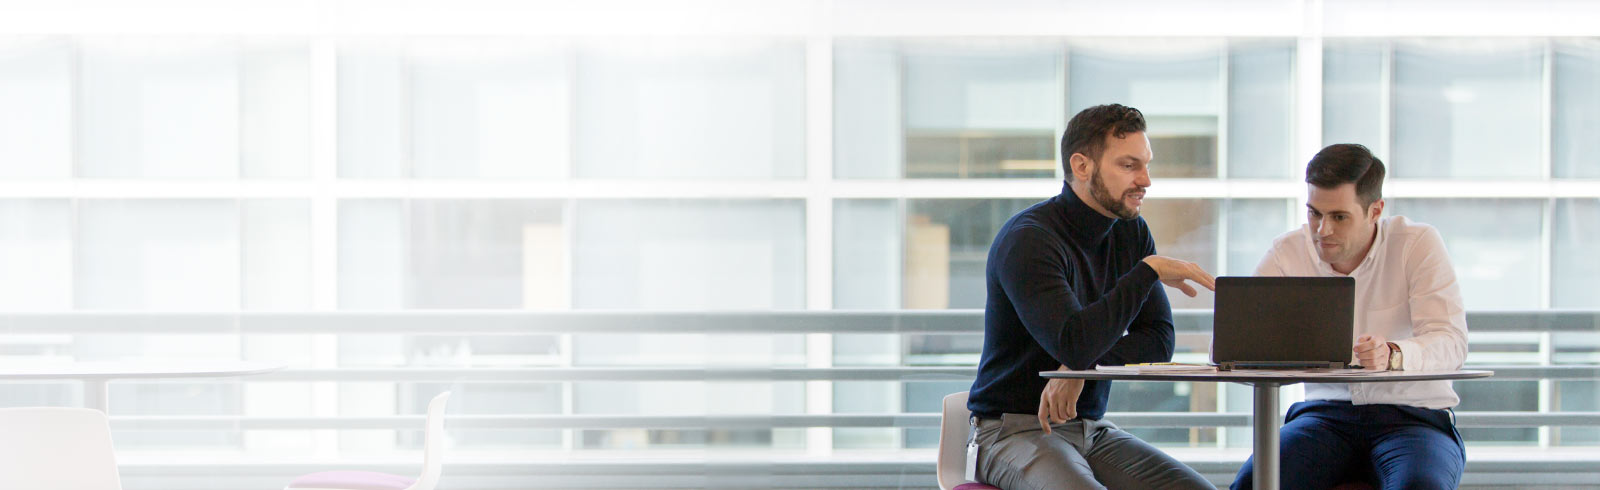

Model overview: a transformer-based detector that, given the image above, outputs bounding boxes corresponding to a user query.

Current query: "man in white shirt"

[1231,144,1469,490]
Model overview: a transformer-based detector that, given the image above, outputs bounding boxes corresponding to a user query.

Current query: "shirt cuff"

[1390,339,1423,371]
[1129,260,1159,288]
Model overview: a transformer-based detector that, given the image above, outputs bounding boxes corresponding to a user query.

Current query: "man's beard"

[1089,165,1141,220]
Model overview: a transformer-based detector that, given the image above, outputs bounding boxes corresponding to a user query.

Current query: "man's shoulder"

[1381,215,1440,240]
[1379,215,1447,259]
[990,208,1062,254]
[997,201,1065,238]
[1266,225,1310,254]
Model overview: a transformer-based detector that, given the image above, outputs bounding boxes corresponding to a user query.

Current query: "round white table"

[0,361,286,411]
[1041,368,1493,490]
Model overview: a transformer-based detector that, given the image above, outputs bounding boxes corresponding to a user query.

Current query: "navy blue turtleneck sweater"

[966,182,1175,420]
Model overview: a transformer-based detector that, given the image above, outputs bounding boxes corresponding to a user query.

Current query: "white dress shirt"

[1255,215,1468,409]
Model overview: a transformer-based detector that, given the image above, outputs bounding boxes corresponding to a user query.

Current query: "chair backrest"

[936,391,972,490]
[0,407,124,490]
[405,391,451,490]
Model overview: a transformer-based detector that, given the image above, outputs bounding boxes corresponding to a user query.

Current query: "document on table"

[1230,368,1380,377]
[1095,363,1218,373]
[1297,368,1380,376]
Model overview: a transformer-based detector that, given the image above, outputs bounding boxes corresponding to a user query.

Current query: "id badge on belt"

[964,417,979,482]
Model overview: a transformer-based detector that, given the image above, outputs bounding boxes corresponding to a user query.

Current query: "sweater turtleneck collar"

[1053,180,1120,245]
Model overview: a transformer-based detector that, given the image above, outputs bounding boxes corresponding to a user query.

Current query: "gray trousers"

[973,414,1215,490]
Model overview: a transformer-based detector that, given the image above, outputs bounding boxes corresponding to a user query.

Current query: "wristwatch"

[1387,342,1403,371]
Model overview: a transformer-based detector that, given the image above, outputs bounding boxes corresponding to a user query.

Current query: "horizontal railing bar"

[252,367,980,382]
[107,411,1600,431]
[2,310,1595,334]
[0,365,1568,383]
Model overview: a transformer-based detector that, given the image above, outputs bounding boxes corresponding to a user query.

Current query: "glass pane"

[80,39,239,179]
[833,40,902,179]
[908,332,983,368]
[1070,40,1220,178]
[902,43,1061,179]
[574,333,805,367]
[1322,41,1386,152]
[832,199,903,439]
[1108,381,1205,445]
[0,199,71,311]
[241,200,311,310]
[76,200,239,310]
[575,41,805,179]
[240,40,310,179]
[1392,40,1543,179]
[1456,380,1539,445]
[407,200,565,309]
[1554,40,1600,179]
[0,37,71,179]
[407,382,561,449]
[369,334,560,368]
[410,40,570,179]
[572,199,805,309]
[338,44,407,178]
[904,380,969,448]
[1554,332,1600,366]
[1142,199,1221,309]
[903,199,1033,309]
[834,199,900,309]
[1464,332,1541,366]
[112,381,240,447]
[1227,41,1295,179]
[1226,199,1291,276]
[1557,380,1600,445]
[1385,199,1543,309]
[833,381,899,448]
[1553,199,1600,308]
[338,199,406,309]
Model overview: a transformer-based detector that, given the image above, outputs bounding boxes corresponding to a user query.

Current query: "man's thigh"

[975,414,1104,490]
[1369,418,1463,490]
[1080,420,1215,490]
[1233,403,1364,490]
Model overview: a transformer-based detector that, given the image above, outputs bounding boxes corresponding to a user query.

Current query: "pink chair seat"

[953,483,1002,490]
[286,470,416,490]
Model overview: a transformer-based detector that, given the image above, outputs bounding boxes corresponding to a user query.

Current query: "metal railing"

[8,309,1599,488]
[5,310,1597,431]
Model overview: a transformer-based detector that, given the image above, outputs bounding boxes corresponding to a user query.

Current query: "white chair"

[0,407,124,490]
[938,392,1000,490]
[285,391,451,490]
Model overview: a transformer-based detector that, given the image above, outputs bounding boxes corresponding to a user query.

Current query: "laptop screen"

[1211,276,1356,368]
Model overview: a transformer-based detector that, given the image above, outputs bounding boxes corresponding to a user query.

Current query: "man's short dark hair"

[1306,143,1386,209]
[1060,104,1146,180]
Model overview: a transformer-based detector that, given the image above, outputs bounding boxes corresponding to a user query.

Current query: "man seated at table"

[1232,143,1470,490]
[965,103,1217,490]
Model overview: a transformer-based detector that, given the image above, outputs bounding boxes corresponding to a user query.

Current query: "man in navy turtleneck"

[966,104,1218,490]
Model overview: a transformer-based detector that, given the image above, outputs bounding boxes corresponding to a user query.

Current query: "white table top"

[0,360,285,380]
[1041,368,1494,384]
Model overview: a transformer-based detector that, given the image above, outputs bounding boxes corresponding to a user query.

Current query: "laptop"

[1211,276,1356,371]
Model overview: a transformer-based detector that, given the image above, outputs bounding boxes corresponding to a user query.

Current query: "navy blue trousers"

[1232,400,1464,490]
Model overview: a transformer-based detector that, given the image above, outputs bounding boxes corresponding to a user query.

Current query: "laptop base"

[1218,361,1347,371]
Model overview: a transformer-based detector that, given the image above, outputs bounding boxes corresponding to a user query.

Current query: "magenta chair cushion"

[953,483,1002,490]
[286,470,416,490]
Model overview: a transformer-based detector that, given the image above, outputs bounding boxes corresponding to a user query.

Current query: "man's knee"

[1229,459,1253,490]
[1383,472,1458,490]
[1081,428,1213,490]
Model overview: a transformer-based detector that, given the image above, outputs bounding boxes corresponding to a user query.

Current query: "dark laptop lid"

[1211,276,1355,369]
